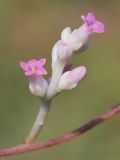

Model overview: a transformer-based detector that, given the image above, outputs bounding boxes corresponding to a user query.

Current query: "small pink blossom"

[20,59,47,76]
[81,12,104,34]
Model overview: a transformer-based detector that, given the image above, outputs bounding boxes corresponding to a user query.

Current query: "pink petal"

[92,21,104,33]
[19,61,29,71]
[28,59,37,64]
[36,59,46,67]
[36,67,47,75]
[27,60,37,68]
[25,71,35,76]
[86,13,96,24]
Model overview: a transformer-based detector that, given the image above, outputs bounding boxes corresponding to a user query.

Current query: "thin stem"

[25,99,51,144]
[0,103,120,157]
[46,61,65,99]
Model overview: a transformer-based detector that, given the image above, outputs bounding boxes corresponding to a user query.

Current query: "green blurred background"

[0,0,120,159]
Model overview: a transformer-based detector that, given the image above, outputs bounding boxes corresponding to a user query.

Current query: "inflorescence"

[19,12,104,144]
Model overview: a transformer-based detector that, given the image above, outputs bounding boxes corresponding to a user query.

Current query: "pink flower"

[81,12,104,34]
[19,59,47,76]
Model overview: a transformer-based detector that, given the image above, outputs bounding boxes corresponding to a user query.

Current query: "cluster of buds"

[20,12,104,99]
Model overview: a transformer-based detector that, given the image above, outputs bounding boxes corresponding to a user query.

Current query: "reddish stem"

[0,103,120,157]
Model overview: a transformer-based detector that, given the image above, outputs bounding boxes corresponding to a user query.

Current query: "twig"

[0,103,120,157]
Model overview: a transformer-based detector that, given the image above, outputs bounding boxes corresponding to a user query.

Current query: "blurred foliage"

[0,0,120,160]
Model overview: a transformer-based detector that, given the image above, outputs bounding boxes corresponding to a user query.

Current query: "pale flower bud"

[61,25,89,51]
[61,27,71,43]
[52,40,73,64]
[29,76,48,97]
[58,66,86,90]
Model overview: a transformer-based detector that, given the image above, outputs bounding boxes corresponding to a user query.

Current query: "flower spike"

[19,12,105,144]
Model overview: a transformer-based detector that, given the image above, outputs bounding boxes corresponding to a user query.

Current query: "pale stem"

[25,99,51,144]
[46,61,65,99]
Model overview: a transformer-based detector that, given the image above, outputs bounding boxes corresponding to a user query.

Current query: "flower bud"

[29,76,48,97]
[52,40,73,63]
[61,25,89,51]
[61,27,71,43]
[58,66,86,90]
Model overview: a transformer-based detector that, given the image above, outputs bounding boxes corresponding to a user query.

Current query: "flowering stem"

[46,61,65,99]
[25,99,51,144]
